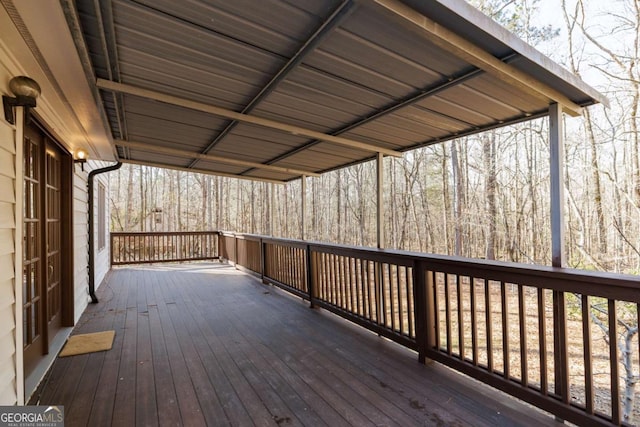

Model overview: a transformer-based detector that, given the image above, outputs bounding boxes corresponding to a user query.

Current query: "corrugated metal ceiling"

[71,0,607,182]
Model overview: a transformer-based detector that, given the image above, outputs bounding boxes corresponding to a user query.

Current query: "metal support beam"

[121,159,284,184]
[368,0,583,116]
[189,0,355,167]
[377,153,385,249]
[96,79,402,158]
[115,139,319,177]
[269,183,275,236]
[549,102,568,417]
[301,175,307,240]
[549,103,565,267]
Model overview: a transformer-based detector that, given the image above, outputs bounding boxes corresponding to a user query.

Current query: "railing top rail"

[111,231,220,237]
[222,233,262,242]
[223,232,640,302]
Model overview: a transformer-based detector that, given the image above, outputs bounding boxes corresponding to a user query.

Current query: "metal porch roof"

[68,0,607,182]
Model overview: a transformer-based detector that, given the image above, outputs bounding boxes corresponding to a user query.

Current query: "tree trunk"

[483,132,497,260]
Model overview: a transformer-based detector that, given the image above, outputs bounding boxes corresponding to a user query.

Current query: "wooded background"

[109,0,640,275]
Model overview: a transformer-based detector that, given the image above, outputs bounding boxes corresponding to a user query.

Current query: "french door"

[23,121,72,378]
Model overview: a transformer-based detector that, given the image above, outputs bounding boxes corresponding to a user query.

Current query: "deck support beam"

[549,103,565,268]
[549,103,569,415]
[367,0,583,117]
[96,79,402,158]
[115,139,319,178]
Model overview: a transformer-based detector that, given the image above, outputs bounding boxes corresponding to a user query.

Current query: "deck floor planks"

[191,287,322,427]
[135,268,159,427]
[176,271,272,427]
[86,269,131,426]
[62,271,125,426]
[215,295,400,426]
[220,283,463,427]
[111,269,142,427]
[233,300,437,426]
[177,269,299,427]
[258,292,479,425]
[152,269,207,426]
[37,263,562,427]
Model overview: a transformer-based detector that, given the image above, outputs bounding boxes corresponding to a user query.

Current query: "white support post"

[376,153,385,249]
[549,103,565,268]
[375,153,385,329]
[301,175,307,240]
[14,108,25,405]
[269,182,275,236]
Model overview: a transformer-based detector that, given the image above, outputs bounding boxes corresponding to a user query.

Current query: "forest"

[109,0,640,275]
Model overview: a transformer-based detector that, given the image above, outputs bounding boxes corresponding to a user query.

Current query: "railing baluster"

[390,264,396,332]
[306,245,313,306]
[338,255,345,310]
[355,258,362,316]
[538,289,549,396]
[396,265,403,334]
[518,285,527,386]
[430,270,439,353]
[608,299,620,424]
[371,261,378,322]
[485,279,493,372]
[457,274,464,360]
[406,266,414,339]
[501,281,510,380]
[364,259,372,321]
[581,294,593,414]
[333,254,339,306]
[346,257,358,314]
[445,273,452,355]
[553,291,569,404]
[470,277,478,365]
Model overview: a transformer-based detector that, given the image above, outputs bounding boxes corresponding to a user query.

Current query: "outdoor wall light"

[74,149,88,171]
[2,76,41,125]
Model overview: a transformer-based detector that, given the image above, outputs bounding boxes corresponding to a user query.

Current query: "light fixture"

[74,149,88,171]
[2,76,41,125]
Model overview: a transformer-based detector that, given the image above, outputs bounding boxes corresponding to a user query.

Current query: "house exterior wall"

[92,169,111,293]
[0,2,115,404]
[74,162,112,320]
[0,71,18,405]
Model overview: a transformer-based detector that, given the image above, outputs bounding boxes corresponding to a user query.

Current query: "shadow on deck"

[32,263,560,426]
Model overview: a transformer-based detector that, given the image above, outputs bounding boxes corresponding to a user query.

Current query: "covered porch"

[33,262,560,426]
[27,231,638,426]
[3,0,632,424]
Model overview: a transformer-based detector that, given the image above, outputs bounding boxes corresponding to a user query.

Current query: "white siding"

[0,99,17,405]
[94,171,111,291]
[0,1,115,403]
[72,162,114,321]
[73,169,90,322]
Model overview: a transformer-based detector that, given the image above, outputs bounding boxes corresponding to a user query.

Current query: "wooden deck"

[32,263,561,426]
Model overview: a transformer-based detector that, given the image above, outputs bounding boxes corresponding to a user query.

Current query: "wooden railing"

[219,232,640,427]
[111,231,219,265]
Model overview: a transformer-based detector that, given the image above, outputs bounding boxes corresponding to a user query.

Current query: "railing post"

[413,260,428,363]
[424,266,437,358]
[260,238,265,283]
[215,232,221,262]
[553,291,569,404]
[375,262,383,328]
[233,233,238,268]
[306,244,315,308]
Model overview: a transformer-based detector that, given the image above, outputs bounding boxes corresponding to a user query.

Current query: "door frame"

[23,119,74,377]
